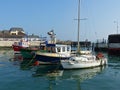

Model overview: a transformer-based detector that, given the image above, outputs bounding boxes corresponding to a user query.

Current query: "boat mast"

[77,0,80,54]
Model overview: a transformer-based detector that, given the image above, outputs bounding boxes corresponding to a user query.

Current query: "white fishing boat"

[60,0,108,69]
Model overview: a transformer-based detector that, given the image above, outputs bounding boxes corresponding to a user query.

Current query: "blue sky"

[0,0,120,42]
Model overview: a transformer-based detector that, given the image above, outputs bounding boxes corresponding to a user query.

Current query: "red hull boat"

[12,40,29,54]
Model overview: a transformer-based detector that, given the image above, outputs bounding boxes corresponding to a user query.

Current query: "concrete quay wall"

[0,41,40,47]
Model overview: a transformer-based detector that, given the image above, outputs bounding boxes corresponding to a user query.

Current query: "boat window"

[67,47,70,51]
[40,46,45,50]
[51,47,56,53]
[19,42,22,46]
[57,47,61,52]
[62,47,65,52]
[46,47,51,52]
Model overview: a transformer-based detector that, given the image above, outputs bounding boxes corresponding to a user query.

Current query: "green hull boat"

[20,48,39,59]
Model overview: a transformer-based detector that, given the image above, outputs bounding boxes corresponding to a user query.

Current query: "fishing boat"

[20,47,39,59]
[12,38,29,54]
[60,0,108,69]
[35,43,71,64]
[35,30,71,64]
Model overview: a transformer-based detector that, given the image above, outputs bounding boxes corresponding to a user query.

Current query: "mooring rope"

[21,53,36,69]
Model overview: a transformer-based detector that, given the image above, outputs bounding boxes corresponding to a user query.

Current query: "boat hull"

[61,58,107,69]
[35,53,70,64]
[108,34,120,55]
[20,48,38,59]
[12,45,25,54]
[35,54,70,63]
[12,40,29,54]
[108,48,120,55]
[12,45,21,51]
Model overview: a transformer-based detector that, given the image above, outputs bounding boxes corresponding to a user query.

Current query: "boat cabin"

[40,44,71,54]
[108,34,120,43]
[108,34,120,54]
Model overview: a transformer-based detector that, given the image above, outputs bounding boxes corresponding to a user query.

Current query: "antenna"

[47,30,56,44]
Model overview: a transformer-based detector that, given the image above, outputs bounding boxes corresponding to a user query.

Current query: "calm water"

[0,50,120,90]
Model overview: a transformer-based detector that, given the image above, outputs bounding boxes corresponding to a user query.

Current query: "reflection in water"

[10,53,36,70]
[32,65,106,90]
[9,53,23,62]
[20,58,36,70]
[62,66,105,81]
[61,66,106,90]
[7,50,107,90]
[32,64,63,77]
[108,55,120,70]
[32,65,106,80]
[32,65,63,90]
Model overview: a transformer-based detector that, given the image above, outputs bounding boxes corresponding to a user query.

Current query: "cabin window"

[67,46,71,52]
[62,47,65,52]
[40,46,46,50]
[57,47,61,52]
[46,47,51,52]
[51,47,55,53]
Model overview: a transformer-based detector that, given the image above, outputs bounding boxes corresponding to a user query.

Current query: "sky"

[0,0,120,42]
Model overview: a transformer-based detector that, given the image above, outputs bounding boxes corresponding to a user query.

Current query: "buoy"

[33,61,39,66]
[96,53,104,59]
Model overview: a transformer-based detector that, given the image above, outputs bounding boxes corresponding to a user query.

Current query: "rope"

[21,53,36,69]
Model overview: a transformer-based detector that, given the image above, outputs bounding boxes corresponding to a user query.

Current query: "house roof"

[9,27,24,32]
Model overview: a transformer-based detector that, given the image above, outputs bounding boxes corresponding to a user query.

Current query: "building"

[0,27,26,41]
[9,27,25,35]
[28,34,40,41]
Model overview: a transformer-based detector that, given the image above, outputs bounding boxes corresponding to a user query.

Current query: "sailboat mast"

[77,0,80,53]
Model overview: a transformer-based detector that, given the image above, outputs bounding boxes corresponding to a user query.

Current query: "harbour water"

[0,50,120,90]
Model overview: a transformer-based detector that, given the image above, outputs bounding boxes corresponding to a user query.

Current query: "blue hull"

[35,54,69,63]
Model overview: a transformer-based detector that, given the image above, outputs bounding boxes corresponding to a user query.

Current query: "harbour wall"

[0,40,92,49]
[0,41,40,47]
